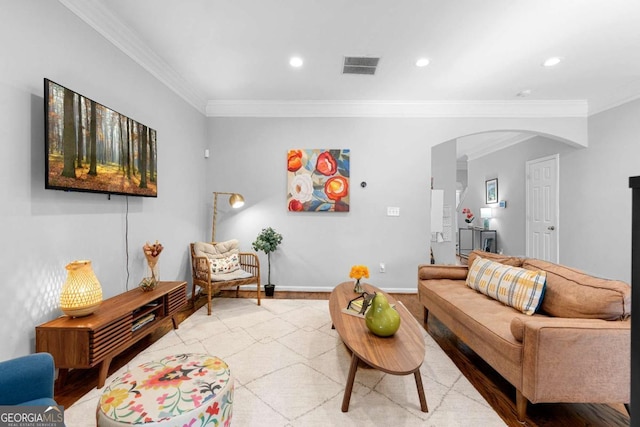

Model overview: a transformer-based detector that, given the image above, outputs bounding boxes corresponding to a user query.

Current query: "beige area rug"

[65,298,506,426]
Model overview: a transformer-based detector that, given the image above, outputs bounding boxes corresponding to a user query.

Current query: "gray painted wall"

[453,100,640,282]
[206,117,588,294]
[465,135,576,256]
[207,118,433,293]
[0,1,208,359]
[431,140,457,264]
[2,1,632,363]
[561,99,640,280]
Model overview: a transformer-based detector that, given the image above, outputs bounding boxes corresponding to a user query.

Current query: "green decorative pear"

[365,292,401,337]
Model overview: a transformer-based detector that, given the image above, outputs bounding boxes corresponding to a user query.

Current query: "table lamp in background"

[481,208,492,230]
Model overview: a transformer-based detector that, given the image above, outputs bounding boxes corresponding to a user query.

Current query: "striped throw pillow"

[466,256,546,315]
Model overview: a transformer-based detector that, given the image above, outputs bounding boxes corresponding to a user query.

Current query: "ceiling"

[60,1,640,160]
[60,0,640,117]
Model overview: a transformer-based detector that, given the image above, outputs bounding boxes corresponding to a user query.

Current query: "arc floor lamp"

[212,192,245,242]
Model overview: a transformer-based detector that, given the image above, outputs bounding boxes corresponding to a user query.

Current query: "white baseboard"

[265,285,418,294]
[188,286,418,297]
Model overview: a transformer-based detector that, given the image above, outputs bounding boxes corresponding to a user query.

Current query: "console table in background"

[458,227,497,258]
[36,281,187,388]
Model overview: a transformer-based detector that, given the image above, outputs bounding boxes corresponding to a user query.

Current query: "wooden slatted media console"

[36,281,187,388]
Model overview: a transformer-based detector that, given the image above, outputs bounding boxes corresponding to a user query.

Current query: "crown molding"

[206,99,588,118]
[588,91,640,116]
[59,0,206,114]
[60,0,611,119]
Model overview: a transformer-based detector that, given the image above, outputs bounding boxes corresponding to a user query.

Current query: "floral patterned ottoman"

[97,354,233,426]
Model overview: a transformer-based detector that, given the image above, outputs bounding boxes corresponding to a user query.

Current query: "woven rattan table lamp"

[60,260,103,317]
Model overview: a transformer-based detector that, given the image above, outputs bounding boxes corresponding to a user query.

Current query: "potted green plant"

[252,227,283,296]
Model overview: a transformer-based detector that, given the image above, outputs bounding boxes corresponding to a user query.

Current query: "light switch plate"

[387,207,400,216]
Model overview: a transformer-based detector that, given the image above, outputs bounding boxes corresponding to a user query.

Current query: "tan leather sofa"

[418,250,630,421]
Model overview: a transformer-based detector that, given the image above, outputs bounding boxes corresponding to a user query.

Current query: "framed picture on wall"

[287,149,350,212]
[486,178,498,204]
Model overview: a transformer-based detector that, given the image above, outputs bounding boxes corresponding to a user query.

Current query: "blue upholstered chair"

[0,353,57,406]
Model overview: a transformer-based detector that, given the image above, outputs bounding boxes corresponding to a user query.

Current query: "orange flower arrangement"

[349,265,370,293]
[349,265,370,280]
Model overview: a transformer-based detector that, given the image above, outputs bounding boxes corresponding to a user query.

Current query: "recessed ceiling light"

[289,56,303,68]
[516,89,532,97]
[415,57,430,67]
[542,57,562,67]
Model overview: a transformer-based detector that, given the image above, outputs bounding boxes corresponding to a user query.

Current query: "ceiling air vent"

[342,56,379,75]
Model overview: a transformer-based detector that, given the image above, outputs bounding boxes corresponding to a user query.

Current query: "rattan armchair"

[190,243,261,315]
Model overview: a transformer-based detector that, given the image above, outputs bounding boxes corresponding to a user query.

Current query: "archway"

[430,130,582,264]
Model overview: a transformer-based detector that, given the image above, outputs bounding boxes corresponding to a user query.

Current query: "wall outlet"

[387,207,400,216]
[379,262,385,273]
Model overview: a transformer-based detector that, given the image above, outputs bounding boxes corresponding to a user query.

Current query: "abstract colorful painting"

[287,149,350,212]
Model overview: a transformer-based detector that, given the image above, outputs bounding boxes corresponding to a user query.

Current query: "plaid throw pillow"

[466,256,546,315]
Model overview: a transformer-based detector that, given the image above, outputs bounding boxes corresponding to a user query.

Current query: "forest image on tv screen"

[46,79,157,197]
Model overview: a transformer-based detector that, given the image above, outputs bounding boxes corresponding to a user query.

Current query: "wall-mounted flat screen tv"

[45,78,157,197]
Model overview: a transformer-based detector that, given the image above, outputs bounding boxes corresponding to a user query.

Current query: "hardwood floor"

[56,290,629,426]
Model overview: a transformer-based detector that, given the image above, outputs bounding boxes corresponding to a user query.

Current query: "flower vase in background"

[462,208,475,228]
[141,240,163,291]
[349,265,369,293]
[147,262,159,282]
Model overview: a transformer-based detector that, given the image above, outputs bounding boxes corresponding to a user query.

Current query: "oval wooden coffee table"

[329,281,428,412]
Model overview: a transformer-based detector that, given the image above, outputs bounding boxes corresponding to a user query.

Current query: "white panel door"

[526,155,559,262]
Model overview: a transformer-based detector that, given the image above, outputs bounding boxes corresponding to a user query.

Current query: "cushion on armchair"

[193,240,256,281]
[209,269,254,282]
[209,252,240,274]
[194,240,241,274]
[193,240,239,258]
[0,353,57,406]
